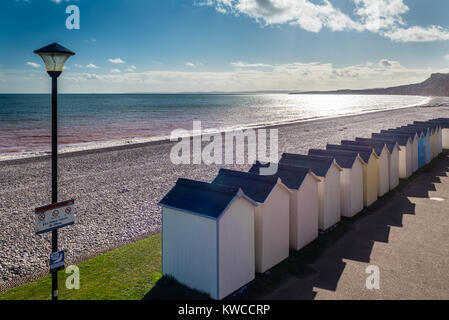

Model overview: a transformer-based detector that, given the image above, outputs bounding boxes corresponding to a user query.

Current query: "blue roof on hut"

[326,144,374,163]
[397,126,426,137]
[381,129,417,141]
[249,161,316,190]
[308,149,363,168]
[279,153,338,177]
[371,132,411,146]
[413,121,439,131]
[212,169,280,203]
[159,178,242,218]
[355,137,398,154]
[341,140,385,157]
[429,119,449,129]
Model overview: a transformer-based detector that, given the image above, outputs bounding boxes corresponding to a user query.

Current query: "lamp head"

[34,42,75,77]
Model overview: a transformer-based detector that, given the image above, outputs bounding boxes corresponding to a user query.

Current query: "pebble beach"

[2,103,449,290]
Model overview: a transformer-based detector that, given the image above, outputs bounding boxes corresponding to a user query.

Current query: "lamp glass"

[37,53,72,72]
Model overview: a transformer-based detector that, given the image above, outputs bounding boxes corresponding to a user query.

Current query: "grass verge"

[0,234,162,300]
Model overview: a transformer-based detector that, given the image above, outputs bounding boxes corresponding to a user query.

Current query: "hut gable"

[372,133,411,146]
[308,149,365,168]
[355,137,399,154]
[212,169,286,204]
[326,144,378,163]
[382,129,417,141]
[280,153,342,178]
[341,140,385,157]
[159,178,243,219]
[248,161,319,190]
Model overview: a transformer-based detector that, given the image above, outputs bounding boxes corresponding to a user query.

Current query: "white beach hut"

[308,149,364,218]
[355,138,400,190]
[429,118,449,149]
[280,153,342,231]
[249,162,320,251]
[212,169,291,274]
[382,129,418,173]
[341,140,390,197]
[326,144,379,206]
[372,133,413,179]
[159,178,257,300]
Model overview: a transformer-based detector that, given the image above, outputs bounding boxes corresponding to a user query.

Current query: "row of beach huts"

[158,118,449,300]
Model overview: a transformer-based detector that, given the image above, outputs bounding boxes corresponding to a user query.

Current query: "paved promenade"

[260,152,449,300]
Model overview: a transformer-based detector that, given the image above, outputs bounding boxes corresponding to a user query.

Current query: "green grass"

[0,234,162,300]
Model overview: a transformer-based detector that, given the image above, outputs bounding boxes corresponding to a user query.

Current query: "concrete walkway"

[259,152,449,300]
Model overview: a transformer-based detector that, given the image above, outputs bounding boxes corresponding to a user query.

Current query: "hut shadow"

[143,152,449,300]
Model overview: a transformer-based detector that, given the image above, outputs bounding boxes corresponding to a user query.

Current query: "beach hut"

[355,138,400,190]
[279,153,342,231]
[372,133,413,179]
[404,125,431,165]
[159,178,257,300]
[381,129,418,173]
[341,140,390,196]
[429,119,449,149]
[396,126,426,168]
[308,149,364,218]
[249,162,320,251]
[212,169,291,273]
[429,118,449,149]
[326,144,379,206]
[414,121,442,157]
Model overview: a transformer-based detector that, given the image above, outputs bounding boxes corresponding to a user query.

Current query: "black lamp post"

[34,43,75,301]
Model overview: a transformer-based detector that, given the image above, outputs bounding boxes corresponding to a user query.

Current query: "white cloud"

[383,25,449,42]
[201,0,449,43]
[126,65,137,72]
[58,58,448,93]
[108,58,125,64]
[185,62,196,67]
[378,58,401,68]
[74,64,83,68]
[86,63,99,69]
[110,69,121,73]
[231,61,273,68]
[445,54,449,61]
[26,62,40,68]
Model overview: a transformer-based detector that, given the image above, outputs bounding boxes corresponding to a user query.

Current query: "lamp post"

[34,43,75,301]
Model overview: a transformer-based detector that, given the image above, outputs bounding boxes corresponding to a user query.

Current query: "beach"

[1,103,449,290]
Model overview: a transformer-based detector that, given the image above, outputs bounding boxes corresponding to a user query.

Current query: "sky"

[1,0,449,93]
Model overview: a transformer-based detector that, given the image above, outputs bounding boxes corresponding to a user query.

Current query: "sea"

[0,93,437,161]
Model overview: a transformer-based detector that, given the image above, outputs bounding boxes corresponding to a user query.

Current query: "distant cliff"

[292,73,449,97]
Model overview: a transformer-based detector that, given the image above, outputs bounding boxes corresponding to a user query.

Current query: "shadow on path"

[143,152,449,300]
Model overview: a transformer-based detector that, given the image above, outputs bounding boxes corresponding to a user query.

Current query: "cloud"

[201,0,449,42]
[110,69,121,73]
[26,62,40,68]
[185,62,196,67]
[58,58,448,93]
[108,58,125,64]
[383,25,449,42]
[378,58,401,68]
[86,63,99,69]
[231,61,273,68]
[126,65,137,72]
[74,64,83,68]
[445,54,449,61]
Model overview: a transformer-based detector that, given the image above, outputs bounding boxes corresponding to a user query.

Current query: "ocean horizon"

[0,93,436,160]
